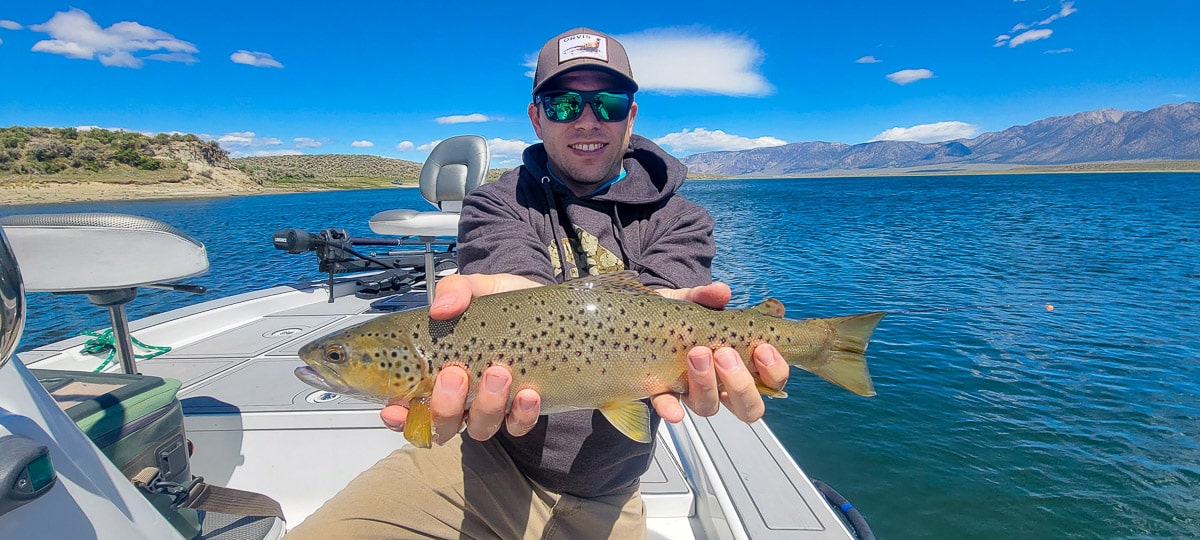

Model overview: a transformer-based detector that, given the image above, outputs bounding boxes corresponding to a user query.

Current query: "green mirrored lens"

[543,93,583,122]
[593,92,631,122]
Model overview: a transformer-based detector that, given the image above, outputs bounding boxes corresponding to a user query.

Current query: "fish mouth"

[294,365,354,395]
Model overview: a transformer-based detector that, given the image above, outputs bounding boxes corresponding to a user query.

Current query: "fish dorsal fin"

[751,298,786,318]
[598,400,653,443]
[564,271,660,296]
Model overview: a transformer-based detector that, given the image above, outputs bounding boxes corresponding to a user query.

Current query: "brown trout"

[296,272,884,448]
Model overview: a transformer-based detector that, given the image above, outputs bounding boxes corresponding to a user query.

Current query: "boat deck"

[19,277,854,539]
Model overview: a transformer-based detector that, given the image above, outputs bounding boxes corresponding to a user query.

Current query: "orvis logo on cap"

[558,33,607,64]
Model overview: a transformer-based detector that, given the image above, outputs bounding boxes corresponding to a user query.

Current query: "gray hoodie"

[456,135,715,497]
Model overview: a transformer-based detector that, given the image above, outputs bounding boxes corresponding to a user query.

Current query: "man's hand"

[380,273,542,445]
[651,282,791,424]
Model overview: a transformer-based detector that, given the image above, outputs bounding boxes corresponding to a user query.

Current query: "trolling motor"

[272,228,455,302]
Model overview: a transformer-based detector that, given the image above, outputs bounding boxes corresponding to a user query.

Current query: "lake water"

[5,173,1199,539]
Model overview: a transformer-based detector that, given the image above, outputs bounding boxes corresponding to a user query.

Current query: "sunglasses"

[535,90,633,123]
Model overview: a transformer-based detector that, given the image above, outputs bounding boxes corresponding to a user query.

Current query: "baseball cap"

[532,28,638,96]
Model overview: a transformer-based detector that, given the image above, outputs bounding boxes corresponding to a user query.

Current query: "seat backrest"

[418,135,490,212]
[0,213,209,293]
[0,224,25,368]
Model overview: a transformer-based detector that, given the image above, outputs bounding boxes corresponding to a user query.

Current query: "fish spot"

[520,367,527,375]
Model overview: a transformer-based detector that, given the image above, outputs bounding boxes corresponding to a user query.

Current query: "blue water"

[5,173,1199,539]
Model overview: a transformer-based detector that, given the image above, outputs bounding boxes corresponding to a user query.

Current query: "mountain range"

[681,102,1200,176]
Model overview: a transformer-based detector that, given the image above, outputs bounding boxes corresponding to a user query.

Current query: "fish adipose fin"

[599,400,653,443]
[804,312,886,397]
[751,298,786,318]
[404,396,434,448]
[565,271,660,296]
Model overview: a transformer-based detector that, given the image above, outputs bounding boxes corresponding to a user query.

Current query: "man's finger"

[505,389,542,436]
[683,346,720,417]
[713,347,765,423]
[429,366,470,445]
[465,366,512,440]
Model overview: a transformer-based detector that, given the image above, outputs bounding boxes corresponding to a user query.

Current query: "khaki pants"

[285,436,646,540]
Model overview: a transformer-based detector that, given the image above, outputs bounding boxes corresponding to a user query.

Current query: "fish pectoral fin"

[755,379,789,399]
[599,401,652,444]
[403,396,434,449]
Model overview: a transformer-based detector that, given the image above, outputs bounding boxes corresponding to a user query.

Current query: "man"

[287,28,789,539]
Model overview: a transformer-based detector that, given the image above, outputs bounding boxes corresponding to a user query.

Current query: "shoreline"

[3,164,1199,206]
[0,181,416,207]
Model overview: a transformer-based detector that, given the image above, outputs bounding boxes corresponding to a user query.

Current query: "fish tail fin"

[791,312,885,397]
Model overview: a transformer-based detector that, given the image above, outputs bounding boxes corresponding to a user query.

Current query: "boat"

[0,135,872,539]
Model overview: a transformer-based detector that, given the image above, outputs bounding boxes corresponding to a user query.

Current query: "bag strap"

[132,467,285,520]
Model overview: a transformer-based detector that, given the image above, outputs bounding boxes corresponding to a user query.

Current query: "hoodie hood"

[520,134,688,205]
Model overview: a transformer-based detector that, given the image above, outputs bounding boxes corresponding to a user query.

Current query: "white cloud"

[29,8,197,68]
[1008,29,1053,47]
[396,141,415,152]
[869,121,979,143]
[856,55,881,64]
[435,113,491,124]
[995,1,1075,48]
[654,128,786,154]
[293,137,321,148]
[531,28,773,96]
[231,149,304,158]
[1038,1,1077,25]
[0,20,23,30]
[1044,48,1073,54]
[485,138,530,164]
[886,69,934,85]
[351,140,374,148]
[416,140,442,153]
[215,131,283,152]
[0,38,4,46]
[230,50,283,68]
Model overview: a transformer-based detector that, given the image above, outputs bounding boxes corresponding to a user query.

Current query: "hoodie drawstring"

[540,176,572,283]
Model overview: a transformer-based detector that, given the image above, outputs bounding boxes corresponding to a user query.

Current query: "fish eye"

[325,344,348,364]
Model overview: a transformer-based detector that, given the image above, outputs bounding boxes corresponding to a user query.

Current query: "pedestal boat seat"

[368,134,489,302]
[0,213,209,375]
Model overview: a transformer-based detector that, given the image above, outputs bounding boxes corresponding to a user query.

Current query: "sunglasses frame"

[535,90,633,123]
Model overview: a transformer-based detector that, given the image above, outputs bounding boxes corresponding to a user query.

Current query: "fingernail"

[437,371,465,396]
[433,294,457,310]
[688,350,712,372]
[484,372,506,392]
[714,349,741,371]
[516,395,536,412]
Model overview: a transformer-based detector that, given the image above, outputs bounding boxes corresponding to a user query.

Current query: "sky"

[1,1,1197,167]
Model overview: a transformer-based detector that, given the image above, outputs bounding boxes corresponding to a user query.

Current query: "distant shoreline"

[3,161,1199,206]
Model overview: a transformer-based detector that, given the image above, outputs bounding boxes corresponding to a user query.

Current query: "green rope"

[80,328,172,373]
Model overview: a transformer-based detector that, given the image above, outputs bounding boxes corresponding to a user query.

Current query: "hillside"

[0,128,443,204]
[0,126,260,203]
[683,102,1200,176]
[232,154,424,188]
